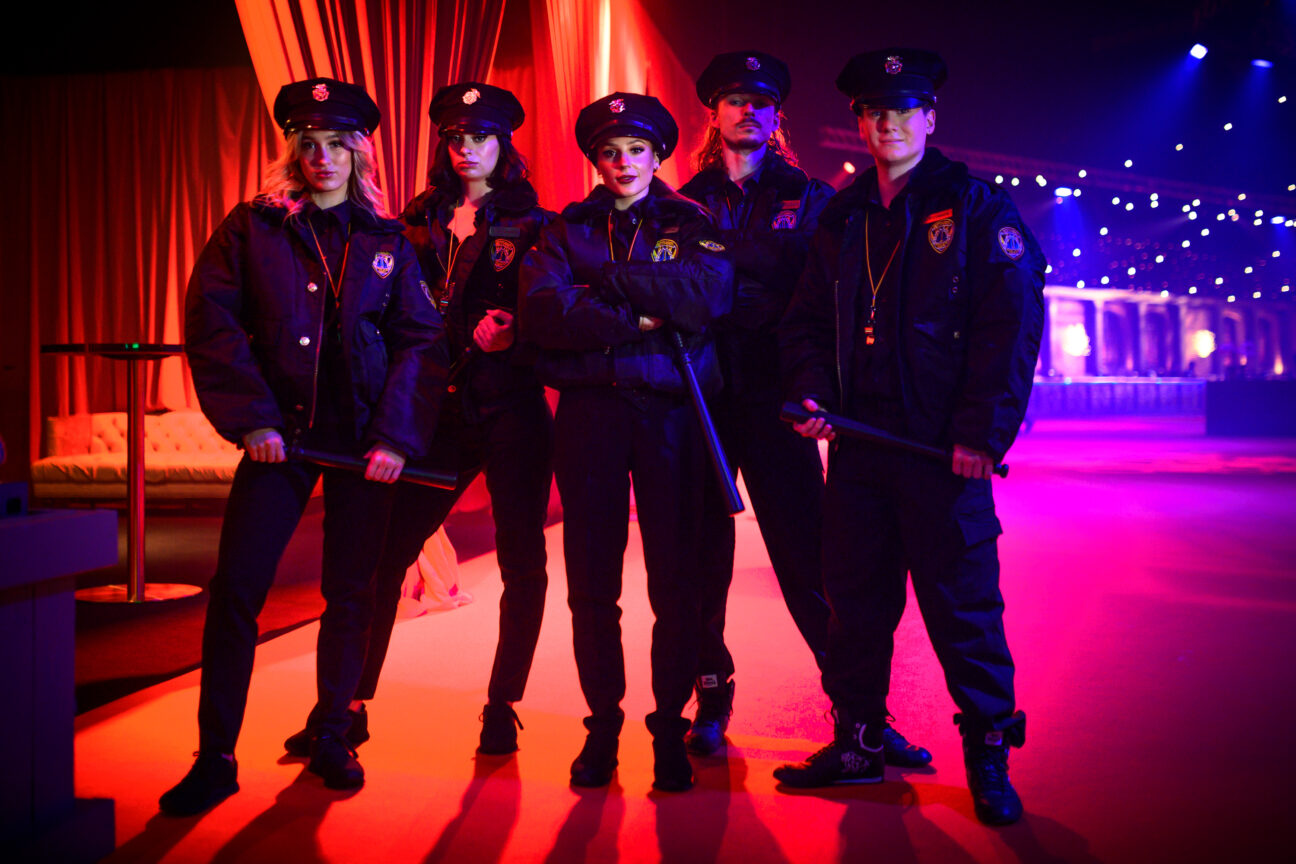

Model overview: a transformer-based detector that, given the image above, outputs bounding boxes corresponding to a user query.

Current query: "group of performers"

[161,45,1044,828]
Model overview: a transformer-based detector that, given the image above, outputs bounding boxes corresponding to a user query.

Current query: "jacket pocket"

[956,499,1003,547]
[355,318,388,404]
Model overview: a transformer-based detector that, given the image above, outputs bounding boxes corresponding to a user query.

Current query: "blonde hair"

[255,130,388,218]
[691,112,799,174]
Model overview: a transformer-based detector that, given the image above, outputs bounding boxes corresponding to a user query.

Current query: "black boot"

[773,712,884,788]
[159,751,239,816]
[685,676,734,756]
[882,723,933,767]
[284,704,369,757]
[963,730,1023,825]
[478,703,523,755]
[570,731,619,787]
[652,735,695,792]
[308,731,365,790]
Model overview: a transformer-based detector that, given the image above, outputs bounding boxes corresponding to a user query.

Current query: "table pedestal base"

[75,583,202,603]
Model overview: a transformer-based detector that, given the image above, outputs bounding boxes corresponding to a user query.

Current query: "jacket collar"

[401,179,540,227]
[821,147,963,229]
[684,150,807,199]
[252,195,405,235]
[562,176,705,223]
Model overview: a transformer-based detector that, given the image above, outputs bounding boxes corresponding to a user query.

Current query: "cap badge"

[609,98,626,113]
[746,56,761,71]
[462,88,481,105]
[885,55,903,75]
[312,83,330,102]
[372,251,395,279]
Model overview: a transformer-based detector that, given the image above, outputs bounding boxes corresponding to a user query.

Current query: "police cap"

[574,92,679,162]
[695,51,791,107]
[429,82,525,137]
[835,48,948,113]
[273,77,381,136]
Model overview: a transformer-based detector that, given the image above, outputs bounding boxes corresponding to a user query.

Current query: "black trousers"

[553,387,705,741]
[197,455,395,754]
[357,390,553,703]
[697,393,830,681]
[819,439,1017,731]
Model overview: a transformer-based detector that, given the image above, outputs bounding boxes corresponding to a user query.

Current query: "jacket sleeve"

[778,224,841,411]
[518,218,641,351]
[183,204,284,444]
[604,213,734,333]
[953,189,1046,459]
[367,236,450,461]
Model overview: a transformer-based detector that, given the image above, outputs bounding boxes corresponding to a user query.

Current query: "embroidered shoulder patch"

[652,238,679,262]
[928,218,955,254]
[372,251,395,278]
[492,238,516,271]
[997,226,1026,260]
[698,239,726,252]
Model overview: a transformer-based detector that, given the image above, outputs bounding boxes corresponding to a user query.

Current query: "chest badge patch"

[652,238,679,262]
[698,239,726,252]
[772,209,798,230]
[928,218,955,254]
[997,226,1026,260]
[492,238,516,271]
[372,251,394,278]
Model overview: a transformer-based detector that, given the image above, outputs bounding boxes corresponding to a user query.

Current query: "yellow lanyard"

[863,212,901,346]
[606,211,644,263]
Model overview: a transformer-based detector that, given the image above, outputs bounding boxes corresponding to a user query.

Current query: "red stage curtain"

[234,0,508,215]
[490,0,706,213]
[1,68,277,467]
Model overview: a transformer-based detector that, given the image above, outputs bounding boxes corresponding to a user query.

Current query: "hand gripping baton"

[779,402,1009,478]
[288,445,459,489]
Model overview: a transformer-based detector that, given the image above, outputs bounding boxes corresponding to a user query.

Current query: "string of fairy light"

[990,44,1292,304]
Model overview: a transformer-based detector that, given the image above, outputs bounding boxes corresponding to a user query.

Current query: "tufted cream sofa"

[31,411,242,500]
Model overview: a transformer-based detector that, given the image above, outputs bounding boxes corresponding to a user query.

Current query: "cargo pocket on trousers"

[956,505,1003,547]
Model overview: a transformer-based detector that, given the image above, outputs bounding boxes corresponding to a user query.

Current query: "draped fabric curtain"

[1,68,277,466]
[492,0,705,212]
[235,0,508,215]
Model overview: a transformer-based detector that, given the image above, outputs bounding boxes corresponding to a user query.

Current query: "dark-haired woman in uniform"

[280,82,555,758]
[519,92,733,792]
[162,77,445,816]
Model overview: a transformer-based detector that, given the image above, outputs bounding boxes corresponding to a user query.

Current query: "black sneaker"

[773,718,884,788]
[478,703,523,755]
[569,733,618,788]
[284,704,370,757]
[308,732,365,790]
[963,731,1023,825]
[651,736,695,792]
[685,677,734,756]
[882,724,933,767]
[159,751,239,816]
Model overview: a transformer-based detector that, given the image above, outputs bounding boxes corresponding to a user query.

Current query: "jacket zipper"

[833,278,843,400]
[305,265,327,432]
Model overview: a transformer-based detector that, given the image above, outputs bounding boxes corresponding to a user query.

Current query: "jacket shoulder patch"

[997,226,1025,260]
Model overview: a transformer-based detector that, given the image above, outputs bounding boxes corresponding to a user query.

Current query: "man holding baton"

[776,49,1044,825]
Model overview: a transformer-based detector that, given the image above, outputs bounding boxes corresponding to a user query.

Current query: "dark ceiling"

[5,0,1294,201]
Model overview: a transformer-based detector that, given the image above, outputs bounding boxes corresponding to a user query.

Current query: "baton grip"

[288,445,459,489]
[779,402,1009,479]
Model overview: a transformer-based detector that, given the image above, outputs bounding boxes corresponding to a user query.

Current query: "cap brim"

[852,94,932,112]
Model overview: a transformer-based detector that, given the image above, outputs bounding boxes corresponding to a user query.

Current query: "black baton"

[671,331,744,514]
[779,402,1009,478]
[288,445,459,489]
